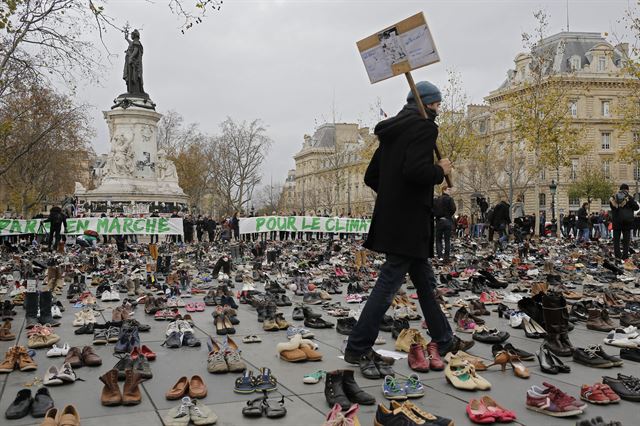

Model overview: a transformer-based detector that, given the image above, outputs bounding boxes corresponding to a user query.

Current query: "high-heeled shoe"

[489,350,530,379]
[522,317,542,339]
[536,343,570,374]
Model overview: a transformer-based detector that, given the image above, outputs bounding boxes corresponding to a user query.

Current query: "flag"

[379,108,387,118]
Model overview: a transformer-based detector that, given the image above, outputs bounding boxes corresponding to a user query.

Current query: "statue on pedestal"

[123,29,146,97]
[156,149,178,181]
[103,133,135,178]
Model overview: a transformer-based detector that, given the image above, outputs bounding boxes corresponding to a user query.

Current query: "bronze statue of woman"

[123,29,146,97]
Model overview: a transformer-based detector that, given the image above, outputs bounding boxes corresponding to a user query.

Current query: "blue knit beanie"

[406,81,442,105]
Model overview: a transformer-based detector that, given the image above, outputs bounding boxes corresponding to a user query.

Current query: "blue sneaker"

[403,373,425,398]
[383,375,407,400]
[286,326,314,339]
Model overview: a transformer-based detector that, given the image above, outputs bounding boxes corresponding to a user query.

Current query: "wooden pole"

[405,72,453,188]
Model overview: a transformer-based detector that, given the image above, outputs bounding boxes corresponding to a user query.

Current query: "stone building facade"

[286,123,377,216]
[456,32,638,222]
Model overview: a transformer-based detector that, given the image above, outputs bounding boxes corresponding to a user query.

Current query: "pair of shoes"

[466,396,516,423]
[115,326,141,353]
[234,368,277,393]
[164,320,200,348]
[489,349,529,378]
[526,382,585,417]
[537,343,571,374]
[444,351,489,371]
[27,325,60,349]
[587,309,616,332]
[604,328,640,348]
[0,346,37,373]
[165,396,218,425]
[323,403,360,426]
[166,375,207,399]
[40,405,80,426]
[573,345,623,368]
[382,374,424,400]
[64,346,102,368]
[580,383,621,405]
[206,337,245,373]
[5,388,54,419]
[325,369,375,410]
[407,342,445,372]
[46,343,70,357]
[286,326,315,339]
[472,326,509,344]
[277,334,322,362]
[43,362,79,386]
[213,311,236,335]
[444,355,491,390]
[620,347,640,362]
[72,308,97,326]
[304,316,334,329]
[0,319,16,340]
[99,368,146,406]
[242,392,287,419]
[375,401,453,425]
[344,349,394,379]
[575,416,622,426]
[491,343,534,360]
[131,345,156,361]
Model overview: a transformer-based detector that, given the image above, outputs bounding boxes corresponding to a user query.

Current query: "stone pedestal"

[76,96,188,208]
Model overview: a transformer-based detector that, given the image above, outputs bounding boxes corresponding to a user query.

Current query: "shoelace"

[582,346,600,359]
[190,404,204,418]
[548,387,576,407]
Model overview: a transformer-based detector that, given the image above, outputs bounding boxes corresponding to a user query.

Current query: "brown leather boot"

[99,369,122,406]
[122,369,143,405]
[15,346,37,371]
[0,347,18,373]
[586,309,614,332]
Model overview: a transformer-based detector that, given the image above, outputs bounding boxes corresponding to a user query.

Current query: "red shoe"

[466,399,496,424]
[580,384,610,405]
[479,292,489,304]
[426,342,445,371]
[185,303,196,312]
[594,383,620,403]
[480,396,516,421]
[130,346,141,360]
[408,343,429,372]
[140,344,156,361]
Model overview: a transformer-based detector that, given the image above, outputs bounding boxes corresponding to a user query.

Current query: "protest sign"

[0,217,184,236]
[239,216,371,235]
[356,12,451,188]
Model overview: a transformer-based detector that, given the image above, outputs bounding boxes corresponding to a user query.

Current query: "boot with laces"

[100,369,123,406]
[0,346,18,373]
[122,368,144,405]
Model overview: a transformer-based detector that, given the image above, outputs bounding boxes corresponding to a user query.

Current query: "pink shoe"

[185,303,196,313]
[195,302,205,312]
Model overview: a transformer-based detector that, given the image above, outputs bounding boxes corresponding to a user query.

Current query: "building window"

[539,168,546,180]
[602,160,611,179]
[598,56,606,71]
[479,120,487,134]
[569,101,578,118]
[570,159,578,180]
[602,101,610,117]
[570,56,581,71]
[569,196,580,206]
[539,193,546,207]
[601,132,611,150]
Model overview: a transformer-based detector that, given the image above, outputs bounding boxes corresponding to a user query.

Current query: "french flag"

[380,108,387,118]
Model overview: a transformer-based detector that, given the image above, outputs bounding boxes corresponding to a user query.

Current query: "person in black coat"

[206,217,217,242]
[610,183,639,259]
[44,206,67,251]
[490,198,510,249]
[433,187,456,261]
[196,215,206,242]
[576,203,590,242]
[345,81,471,378]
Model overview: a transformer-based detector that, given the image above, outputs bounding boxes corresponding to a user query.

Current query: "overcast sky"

[80,0,635,187]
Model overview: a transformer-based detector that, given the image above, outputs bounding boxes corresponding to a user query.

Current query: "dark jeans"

[346,254,453,355]
[435,218,452,259]
[613,228,631,260]
[48,226,62,250]
[150,234,158,244]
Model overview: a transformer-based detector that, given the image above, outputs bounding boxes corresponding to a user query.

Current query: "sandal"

[262,393,287,418]
[242,396,264,417]
[234,370,256,394]
[255,368,277,392]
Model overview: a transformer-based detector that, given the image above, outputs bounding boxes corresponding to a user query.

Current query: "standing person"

[171,211,182,243]
[433,186,456,262]
[206,216,217,242]
[634,213,640,239]
[149,210,159,244]
[183,215,194,243]
[230,212,240,241]
[491,197,511,250]
[576,203,590,243]
[44,206,67,251]
[196,215,205,242]
[610,184,639,260]
[344,81,473,378]
[539,211,546,237]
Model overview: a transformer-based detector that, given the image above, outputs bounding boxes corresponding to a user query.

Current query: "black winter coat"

[433,194,456,220]
[363,105,445,259]
[490,201,510,228]
[576,207,589,229]
[610,191,639,231]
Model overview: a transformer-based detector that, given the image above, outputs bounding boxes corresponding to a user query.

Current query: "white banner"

[239,216,371,235]
[0,217,184,236]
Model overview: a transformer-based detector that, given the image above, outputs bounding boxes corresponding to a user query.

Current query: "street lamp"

[549,179,557,236]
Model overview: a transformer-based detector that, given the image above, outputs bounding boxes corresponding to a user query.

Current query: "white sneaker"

[622,326,639,338]
[178,320,193,333]
[43,365,63,386]
[46,343,70,357]
[604,329,640,348]
[83,309,97,324]
[110,290,120,301]
[166,321,181,336]
[503,294,523,303]
[509,312,529,328]
[101,290,112,301]
[72,311,85,327]
[51,305,62,319]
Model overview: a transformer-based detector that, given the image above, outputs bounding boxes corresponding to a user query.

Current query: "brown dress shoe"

[81,346,102,366]
[15,346,37,371]
[64,347,83,368]
[188,375,207,399]
[99,369,122,406]
[166,376,189,400]
[586,309,614,332]
[58,404,80,426]
[122,369,144,405]
[0,347,18,373]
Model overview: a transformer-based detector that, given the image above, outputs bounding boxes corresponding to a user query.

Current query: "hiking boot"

[122,369,144,405]
[587,309,614,332]
[15,346,37,371]
[0,347,18,373]
[100,369,123,406]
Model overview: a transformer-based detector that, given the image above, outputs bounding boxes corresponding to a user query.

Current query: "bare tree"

[256,181,283,214]
[213,117,272,214]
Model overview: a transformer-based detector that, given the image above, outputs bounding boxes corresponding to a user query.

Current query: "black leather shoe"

[345,352,381,379]
[591,345,623,367]
[438,335,475,356]
[5,389,32,419]
[74,322,95,335]
[31,387,54,418]
[324,370,352,410]
[503,343,534,361]
[620,348,640,362]
[572,347,614,368]
[292,307,304,321]
[342,369,375,404]
[336,317,357,335]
